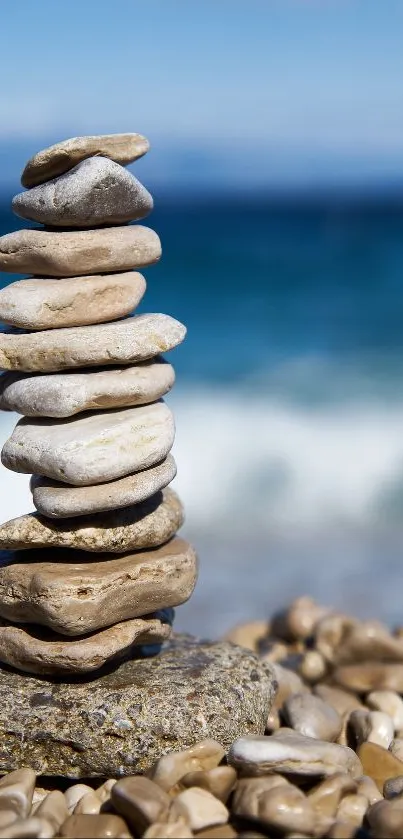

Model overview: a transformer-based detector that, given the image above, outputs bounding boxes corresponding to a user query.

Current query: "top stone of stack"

[20,132,149,188]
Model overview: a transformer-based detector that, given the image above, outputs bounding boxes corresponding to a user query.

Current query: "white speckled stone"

[0,359,175,417]
[1,401,175,485]
[0,226,161,277]
[21,133,149,188]
[0,272,146,330]
[13,157,153,228]
[31,455,177,518]
[0,314,186,373]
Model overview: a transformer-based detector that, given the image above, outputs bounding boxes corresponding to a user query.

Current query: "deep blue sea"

[2,198,403,635]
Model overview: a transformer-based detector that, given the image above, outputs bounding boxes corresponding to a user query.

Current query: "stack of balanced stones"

[0,133,197,677]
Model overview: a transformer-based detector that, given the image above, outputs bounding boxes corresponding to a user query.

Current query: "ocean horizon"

[2,195,403,636]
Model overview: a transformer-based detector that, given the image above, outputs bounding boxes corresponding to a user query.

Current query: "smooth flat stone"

[333,663,403,692]
[228,731,363,779]
[0,635,276,777]
[14,157,153,228]
[0,359,175,418]
[0,226,161,277]
[0,272,146,331]
[0,613,172,676]
[0,537,196,635]
[31,455,177,518]
[0,487,183,552]
[59,813,132,838]
[0,314,185,373]
[282,692,342,742]
[2,402,175,485]
[21,133,149,188]
[357,742,403,792]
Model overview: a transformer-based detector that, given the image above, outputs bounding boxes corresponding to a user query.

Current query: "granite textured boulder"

[0,635,276,777]
[13,157,153,228]
[21,133,149,188]
[2,402,175,485]
[0,538,197,634]
[0,359,175,418]
[0,487,183,552]
[0,613,172,676]
[0,226,161,277]
[0,314,185,373]
[30,455,177,518]
[0,272,146,331]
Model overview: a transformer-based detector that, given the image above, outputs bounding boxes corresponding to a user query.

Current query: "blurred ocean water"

[2,199,403,634]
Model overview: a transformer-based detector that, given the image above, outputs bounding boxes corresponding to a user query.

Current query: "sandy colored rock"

[233,777,316,835]
[367,798,403,839]
[2,401,175,486]
[224,620,269,652]
[1,359,174,419]
[357,741,403,792]
[180,767,237,803]
[313,685,363,718]
[283,692,342,741]
[0,816,54,838]
[170,787,229,832]
[0,313,184,374]
[228,730,363,779]
[0,537,197,635]
[349,709,394,749]
[34,790,69,833]
[316,615,403,665]
[148,740,225,792]
[271,663,309,709]
[73,790,102,815]
[333,663,403,692]
[307,774,357,819]
[0,768,36,819]
[144,819,192,839]
[0,487,183,553]
[31,455,177,519]
[0,226,161,277]
[0,635,276,777]
[64,786,94,815]
[111,776,170,833]
[0,272,146,331]
[21,133,149,188]
[59,813,132,838]
[272,596,329,642]
[367,691,403,734]
[0,612,172,676]
[336,792,368,828]
[14,157,153,228]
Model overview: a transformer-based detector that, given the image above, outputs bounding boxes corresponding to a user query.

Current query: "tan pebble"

[271,663,308,710]
[325,820,358,839]
[95,779,117,805]
[260,640,289,663]
[235,779,316,835]
[298,650,327,684]
[224,620,269,652]
[357,741,403,792]
[333,663,403,692]
[272,597,329,641]
[196,826,237,839]
[266,708,281,733]
[180,767,236,803]
[64,785,94,814]
[0,768,36,819]
[355,774,383,805]
[367,690,403,734]
[313,686,363,717]
[0,816,54,838]
[283,692,342,741]
[336,792,368,827]
[74,790,102,815]
[384,775,403,799]
[390,738,403,762]
[307,773,357,819]
[0,811,17,829]
[314,613,358,664]
[169,787,228,832]
[348,709,394,749]
[111,776,170,833]
[59,813,132,838]
[143,818,192,838]
[316,615,403,666]
[367,798,403,839]
[148,740,225,791]
[35,790,69,833]
[233,776,290,815]
[229,731,363,779]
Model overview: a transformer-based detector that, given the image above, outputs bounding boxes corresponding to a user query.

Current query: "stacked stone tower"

[0,134,197,676]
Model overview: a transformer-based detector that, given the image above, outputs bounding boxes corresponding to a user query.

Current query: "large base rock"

[0,634,276,778]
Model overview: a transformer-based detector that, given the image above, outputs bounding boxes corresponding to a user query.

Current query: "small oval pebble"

[180,766,237,803]
[367,798,403,839]
[169,787,228,832]
[349,709,394,749]
[59,813,132,838]
[35,790,69,833]
[283,692,342,741]
[148,739,225,791]
[357,741,403,792]
[111,776,170,833]
[336,792,368,827]
[307,773,357,819]
[0,768,36,820]
[384,775,403,800]
[0,817,53,838]
[143,819,193,839]
[367,690,403,734]
[64,785,94,814]
[73,790,102,815]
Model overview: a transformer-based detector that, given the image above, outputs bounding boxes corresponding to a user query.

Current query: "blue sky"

[1,0,403,190]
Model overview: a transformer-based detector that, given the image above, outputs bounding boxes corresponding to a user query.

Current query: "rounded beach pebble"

[13,157,153,228]
[21,133,149,188]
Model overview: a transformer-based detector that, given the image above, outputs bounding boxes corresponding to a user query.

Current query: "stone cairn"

[0,133,199,677]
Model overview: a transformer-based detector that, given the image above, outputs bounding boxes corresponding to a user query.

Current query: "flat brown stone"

[21,133,149,188]
[0,226,161,277]
[0,613,172,675]
[357,742,403,792]
[0,272,146,331]
[0,537,197,635]
[0,635,276,777]
[0,487,183,552]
